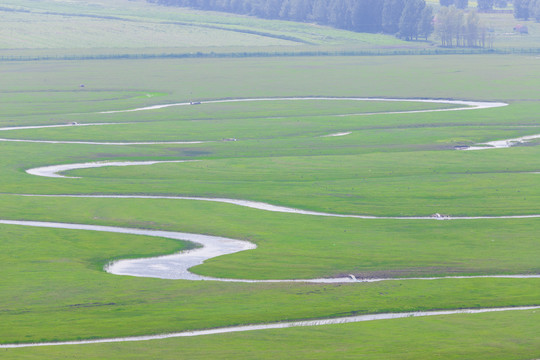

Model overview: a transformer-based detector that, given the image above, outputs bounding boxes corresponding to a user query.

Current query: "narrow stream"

[2,97,538,347]
[2,306,539,348]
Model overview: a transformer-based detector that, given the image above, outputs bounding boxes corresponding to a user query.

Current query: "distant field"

[2,0,538,60]
[0,10,298,48]
[480,12,540,48]
[0,0,412,54]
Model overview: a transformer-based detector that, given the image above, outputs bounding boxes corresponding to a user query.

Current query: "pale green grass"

[1,0,536,59]
[0,12,298,48]
[480,12,540,48]
[0,0,411,53]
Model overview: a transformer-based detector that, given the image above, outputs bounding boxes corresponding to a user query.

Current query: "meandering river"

[1,97,538,347]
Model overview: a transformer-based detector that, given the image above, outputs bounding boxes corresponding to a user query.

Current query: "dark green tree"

[398,0,425,40]
[278,0,291,18]
[455,0,468,9]
[514,0,530,19]
[310,0,327,23]
[327,0,348,28]
[530,0,540,21]
[477,0,494,11]
[436,5,485,47]
[435,5,463,46]
[147,0,412,36]
[382,0,405,33]
[262,0,282,18]
[288,0,310,21]
[464,10,480,46]
[359,0,384,32]
[417,5,434,40]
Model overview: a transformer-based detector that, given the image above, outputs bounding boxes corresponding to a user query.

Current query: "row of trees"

[440,0,469,9]
[435,7,490,47]
[442,0,540,19]
[441,0,513,11]
[149,0,435,39]
[149,0,501,47]
[514,0,540,21]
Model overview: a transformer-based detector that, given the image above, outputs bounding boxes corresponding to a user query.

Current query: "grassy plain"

[0,54,539,359]
[2,0,538,61]
[7,310,540,360]
[0,0,539,356]
[0,0,412,56]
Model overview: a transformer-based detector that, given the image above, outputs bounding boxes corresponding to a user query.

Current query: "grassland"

[1,0,539,357]
[7,310,540,359]
[1,0,539,61]
[0,53,539,359]
[0,0,414,57]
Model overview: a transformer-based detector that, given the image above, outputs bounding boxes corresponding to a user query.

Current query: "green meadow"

[1,0,539,358]
[1,54,539,359]
[0,0,413,57]
[7,310,540,360]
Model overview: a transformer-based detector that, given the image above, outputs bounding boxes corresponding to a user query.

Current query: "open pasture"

[0,0,412,58]
[0,54,539,358]
[6,310,540,360]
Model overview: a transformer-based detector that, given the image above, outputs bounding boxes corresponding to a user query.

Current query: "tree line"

[435,6,489,47]
[440,0,469,9]
[442,0,540,21]
[440,0,509,12]
[514,0,540,21]
[148,0,434,40]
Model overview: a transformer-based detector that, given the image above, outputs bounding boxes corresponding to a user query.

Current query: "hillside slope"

[0,0,415,57]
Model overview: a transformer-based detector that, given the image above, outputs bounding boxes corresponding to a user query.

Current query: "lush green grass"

[0,100,460,139]
[0,2,538,358]
[4,310,540,360]
[11,147,535,217]
[2,56,538,106]
[0,89,167,113]
[0,54,538,359]
[1,219,540,345]
[1,195,539,280]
